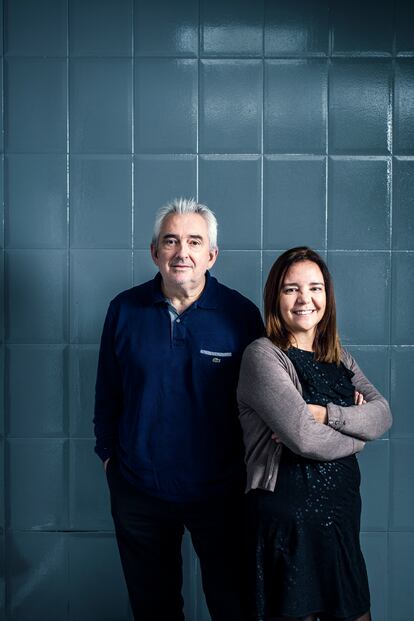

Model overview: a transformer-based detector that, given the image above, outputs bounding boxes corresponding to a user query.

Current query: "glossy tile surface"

[69,345,99,437]
[134,155,196,248]
[8,439,68,529]
[390,439,414,530]
[264,157,326,249]
[394,62,414,154]
[6,250,67,343]
[68,534,129,620]
[390,347,414,438]
[200,60,262,153]
[201,0,263,57]
[135,59,197,154]
[5,155,67,249]
[210,251,262,309]
[70,250,131,344]
[5,59,67,153]
[328,252,390,345]
[7,345,66,437]
[70,59,132,154]
[7,532,68,621]
[69,439,112,530]
[389,532,414,621]
[199,156,261,249]
[391,253,414,344]
[265,60,327,153]
[5,0,67,57]
[69,0,132,57]
[346,346,390,400]
[133,251,158,285]
[135,0,198,57]
[359,440,389,531]
[331,0,393,55]
[393,159,414,250]
[265,0,329,56]
[70,156,132,249]
[328,158,390,250]
[329,60,391,154]
[396,0,414,55]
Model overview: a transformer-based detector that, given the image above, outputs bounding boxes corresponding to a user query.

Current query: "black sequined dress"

[245,348,370,621]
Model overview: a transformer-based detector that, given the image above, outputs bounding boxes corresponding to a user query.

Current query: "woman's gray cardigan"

[237,337,392,493]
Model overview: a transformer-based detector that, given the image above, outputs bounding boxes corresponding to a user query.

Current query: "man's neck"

[161,277,206,314]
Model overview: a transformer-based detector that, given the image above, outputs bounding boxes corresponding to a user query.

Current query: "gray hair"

[152,198,218,250]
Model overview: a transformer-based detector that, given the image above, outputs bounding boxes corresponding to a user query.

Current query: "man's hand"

[104,458,110,472]
[307,403,328,424]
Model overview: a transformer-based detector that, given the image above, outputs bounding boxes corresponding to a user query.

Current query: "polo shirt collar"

[151,271,219,309]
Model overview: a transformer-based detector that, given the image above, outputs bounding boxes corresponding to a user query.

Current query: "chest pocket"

[199,348,233,365]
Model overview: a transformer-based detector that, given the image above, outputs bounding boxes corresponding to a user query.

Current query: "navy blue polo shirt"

[94,271,264,502]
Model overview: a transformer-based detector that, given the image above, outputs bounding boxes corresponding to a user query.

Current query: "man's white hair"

[152,198,218,250]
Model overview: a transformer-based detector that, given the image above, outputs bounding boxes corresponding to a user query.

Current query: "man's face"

[151,213,218,291]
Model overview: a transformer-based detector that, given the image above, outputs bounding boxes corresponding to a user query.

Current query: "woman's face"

[279,260,326,345]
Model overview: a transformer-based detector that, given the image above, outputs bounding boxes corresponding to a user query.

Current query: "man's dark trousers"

[106,457,246,621]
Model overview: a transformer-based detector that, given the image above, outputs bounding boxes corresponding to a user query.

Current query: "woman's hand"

[308,403,328,424]
[354,391,367,405]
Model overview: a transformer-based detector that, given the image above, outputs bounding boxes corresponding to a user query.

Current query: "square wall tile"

[201,0,263,57]
[135,0,198,57]
[5,59,67,153]
[391,253,414,344]
[265,60,327,154]
[70,59,132,154]
[69,345,99,437]
[394,62,414,155]
[5,0,67,57]
[7,345,67,437]
[329,60,392,155]
[391,347,414,438]
[328,252,390,345]
[210,251,262,309]
[0,158,4,247]
[0,252,3,339]
[265,0,328,56]
[6,250,67,343]
[0,65,3,153]
[68,533,129,621]
[5,155,67,249]
[389,532,414,621]
[133,251,157,286]
[390,438,414,530]
[134,156,196,248]
[346,346,390,401]
[393,159,414,250]
[396,0,414,55]
[358,440,389,531]
[199,156,261,250]
[328,158,390,250]
[135,59,197,154]
[360,533,387,621]
[7,532,68,621]
[200,60,262,154]
[69,439,112,530]
[69,0,132,56]
[331,0,393,55]
[263,157,326,249]
[70,156,132,249]
[7,438,68,530]
[70,250,132,343]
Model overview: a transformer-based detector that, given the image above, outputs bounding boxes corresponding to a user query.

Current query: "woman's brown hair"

[264,247,342,364]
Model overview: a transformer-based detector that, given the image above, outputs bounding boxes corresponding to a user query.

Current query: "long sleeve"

[326,350,392,441]
[238,340,365,461]
[93,302,123,461]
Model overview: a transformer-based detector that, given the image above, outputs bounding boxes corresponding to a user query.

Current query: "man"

[94,198,264,620]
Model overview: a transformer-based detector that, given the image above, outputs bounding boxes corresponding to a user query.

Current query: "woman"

[237,247,392,621]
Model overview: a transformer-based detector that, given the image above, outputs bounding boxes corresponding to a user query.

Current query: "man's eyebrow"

[161,233,204,240]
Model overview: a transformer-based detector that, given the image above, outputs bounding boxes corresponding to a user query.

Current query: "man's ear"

[150,243,158,264]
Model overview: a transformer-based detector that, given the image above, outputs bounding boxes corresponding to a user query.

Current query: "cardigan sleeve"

[237,341,365,461]
[326,350,392,441]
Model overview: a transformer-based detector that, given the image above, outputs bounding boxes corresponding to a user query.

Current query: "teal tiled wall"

[1,1,414,619]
